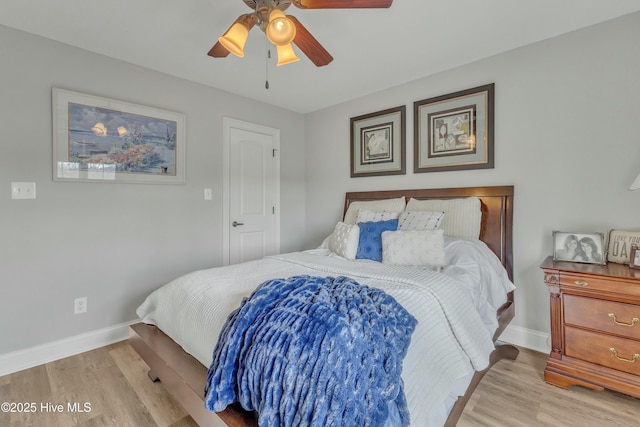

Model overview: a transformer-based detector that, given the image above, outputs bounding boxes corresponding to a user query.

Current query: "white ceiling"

[2,1,640,113]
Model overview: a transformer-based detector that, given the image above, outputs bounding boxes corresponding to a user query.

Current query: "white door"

[223,118,280,265]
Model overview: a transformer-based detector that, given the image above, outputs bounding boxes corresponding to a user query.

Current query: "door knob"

[232,221,245,227]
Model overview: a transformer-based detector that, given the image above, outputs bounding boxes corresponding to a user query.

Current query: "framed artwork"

[350,106,405,177]
[52,88,186,184]
[414,83,494,173]
[630,245,640,269]
[552,231,606,265]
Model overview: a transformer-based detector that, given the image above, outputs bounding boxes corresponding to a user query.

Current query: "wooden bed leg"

[147,370,160,382]
[494,342,520,361]
[443,343,519,426]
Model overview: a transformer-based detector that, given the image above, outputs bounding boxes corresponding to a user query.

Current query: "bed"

[129,185,517,426]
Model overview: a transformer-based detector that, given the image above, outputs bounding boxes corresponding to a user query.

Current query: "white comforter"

[137,238,515,426]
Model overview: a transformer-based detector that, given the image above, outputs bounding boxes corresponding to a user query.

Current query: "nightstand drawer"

[565,327,640,376]
[560,272,640,297]
[564,294,640,340]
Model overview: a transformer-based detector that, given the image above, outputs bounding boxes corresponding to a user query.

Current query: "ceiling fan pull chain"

[265,38,270,89]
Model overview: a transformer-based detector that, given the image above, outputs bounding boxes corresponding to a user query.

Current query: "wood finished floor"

[0,342,638,426]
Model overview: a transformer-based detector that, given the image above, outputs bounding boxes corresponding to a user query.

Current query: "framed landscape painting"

[52,88,186,184]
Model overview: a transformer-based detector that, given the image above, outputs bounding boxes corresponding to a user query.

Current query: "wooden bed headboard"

[344,186,514,281]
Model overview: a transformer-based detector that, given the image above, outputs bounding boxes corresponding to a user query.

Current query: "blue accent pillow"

[356,219,399,262]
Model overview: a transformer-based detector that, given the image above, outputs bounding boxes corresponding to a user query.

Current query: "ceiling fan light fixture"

[276,43,300,66]
[218,21,250,57]
[266,9,296,46]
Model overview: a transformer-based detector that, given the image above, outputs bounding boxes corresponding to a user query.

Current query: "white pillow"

[328,222,360,260]
[356,209,400,223]
[381,229,446,266]
[343,197,406,225]
[398,210,444,231]
[405,197,481,240]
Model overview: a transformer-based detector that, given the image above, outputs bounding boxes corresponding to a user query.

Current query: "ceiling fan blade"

[293,0,392,9]
[288,16,333,67]
[208,41,230,58]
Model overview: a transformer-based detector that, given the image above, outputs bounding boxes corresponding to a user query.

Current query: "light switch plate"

[204,188,212,201]
[11,182,36,199]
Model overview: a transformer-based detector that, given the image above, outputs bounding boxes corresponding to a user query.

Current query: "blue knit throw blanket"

[204,275,417,427]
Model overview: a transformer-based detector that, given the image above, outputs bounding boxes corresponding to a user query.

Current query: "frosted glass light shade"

[219,22,250,57]
[630,173,640,190]
[266,9,296,46]
[276,43,300,66]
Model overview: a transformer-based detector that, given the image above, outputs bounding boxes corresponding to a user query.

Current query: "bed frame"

[129,185,517,427]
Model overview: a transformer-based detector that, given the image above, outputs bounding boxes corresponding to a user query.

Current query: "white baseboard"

[499,324,551,354]
[0,319,139,377]
[1,320,550,378]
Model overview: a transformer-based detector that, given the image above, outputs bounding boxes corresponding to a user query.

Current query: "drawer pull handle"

[574,280,589,287]
[608,313,640,327]
[609,348,640,363]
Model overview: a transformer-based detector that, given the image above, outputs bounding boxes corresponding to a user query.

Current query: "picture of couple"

[553,232,605,264]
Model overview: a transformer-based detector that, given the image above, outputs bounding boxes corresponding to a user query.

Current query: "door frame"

[222,117,280,265]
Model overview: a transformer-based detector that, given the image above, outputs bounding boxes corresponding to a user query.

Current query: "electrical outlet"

[74,297,87,314]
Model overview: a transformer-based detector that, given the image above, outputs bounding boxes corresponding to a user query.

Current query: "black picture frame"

[350,106,406,178]
[414,84,494,173]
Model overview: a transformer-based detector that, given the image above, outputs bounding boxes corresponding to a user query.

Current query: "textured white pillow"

[398,210,444,231]
[356,209,400,223]
[343,197,406,225]
[381,229,446,266]
[406,197,481,240]
[328,222,360,260]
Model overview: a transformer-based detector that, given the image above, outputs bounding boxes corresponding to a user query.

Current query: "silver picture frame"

[552,231,606,265]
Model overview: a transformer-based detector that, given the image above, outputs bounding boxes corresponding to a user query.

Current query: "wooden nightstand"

[540,256,640,398]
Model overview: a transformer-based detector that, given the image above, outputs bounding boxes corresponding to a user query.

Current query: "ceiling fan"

[208,0,393,67]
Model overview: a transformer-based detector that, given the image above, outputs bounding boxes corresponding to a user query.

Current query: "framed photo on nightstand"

[629,245,640,269]
[552,231,606,265]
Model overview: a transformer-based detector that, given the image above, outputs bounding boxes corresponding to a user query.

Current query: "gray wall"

[3,12,640,357]
[0,25,307,354]
[304,12,640,338]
